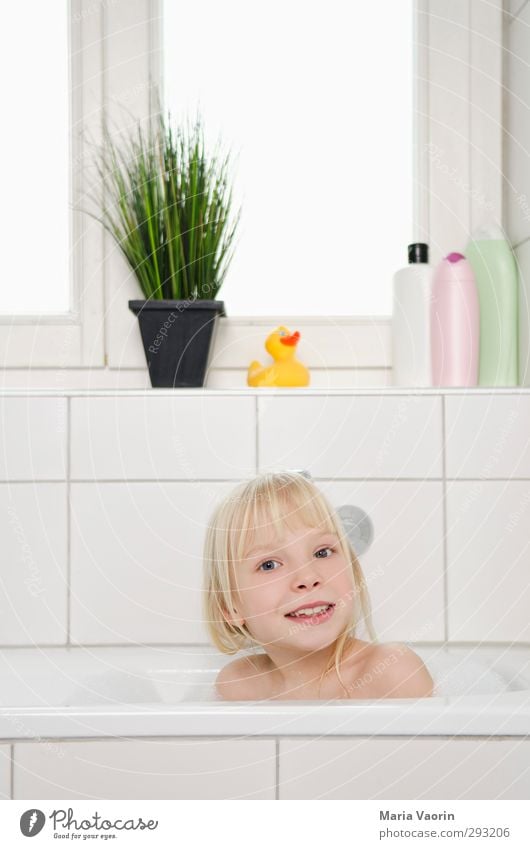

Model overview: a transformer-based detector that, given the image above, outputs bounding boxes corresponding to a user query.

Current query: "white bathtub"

[1,643,529,739]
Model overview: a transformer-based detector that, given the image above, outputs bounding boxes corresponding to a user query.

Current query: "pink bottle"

[430,252,479,386]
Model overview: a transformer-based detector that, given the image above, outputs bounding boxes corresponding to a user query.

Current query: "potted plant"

[96,112,240,387]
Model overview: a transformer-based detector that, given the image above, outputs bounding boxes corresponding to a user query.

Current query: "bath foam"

[426,654,509,698]
[185,653,513,701]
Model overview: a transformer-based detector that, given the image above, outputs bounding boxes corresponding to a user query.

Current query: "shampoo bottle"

[464,223,519,386]
[431,252,479,386]
[392,242,432,386]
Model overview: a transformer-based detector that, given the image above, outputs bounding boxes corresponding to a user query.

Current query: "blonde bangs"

[228,472,340,566]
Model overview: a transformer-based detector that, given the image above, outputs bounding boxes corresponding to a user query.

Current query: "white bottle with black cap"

[392,242,432,386]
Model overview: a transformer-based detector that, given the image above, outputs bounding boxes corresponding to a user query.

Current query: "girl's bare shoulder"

[360,641,434,698]
[215,654,270,701]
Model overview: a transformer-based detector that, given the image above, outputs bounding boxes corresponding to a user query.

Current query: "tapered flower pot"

[129,299,225,388]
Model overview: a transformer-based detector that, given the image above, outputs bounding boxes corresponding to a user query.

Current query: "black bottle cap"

[408,243,429,263]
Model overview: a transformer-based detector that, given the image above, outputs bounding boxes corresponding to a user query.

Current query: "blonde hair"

[202,471,377,697]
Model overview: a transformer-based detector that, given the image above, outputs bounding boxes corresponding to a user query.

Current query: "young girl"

[203,470,434,701]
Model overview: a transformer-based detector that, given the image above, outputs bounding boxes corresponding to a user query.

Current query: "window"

[0,0,70,314]
[0,1,504,375]
[163,0,414,316]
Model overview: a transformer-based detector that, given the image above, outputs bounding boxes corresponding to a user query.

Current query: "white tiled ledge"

[0,388,529,397]
[2,392,530,484]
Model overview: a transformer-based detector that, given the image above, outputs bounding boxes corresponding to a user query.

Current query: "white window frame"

[0,0,504,375]
[0,0,105,368]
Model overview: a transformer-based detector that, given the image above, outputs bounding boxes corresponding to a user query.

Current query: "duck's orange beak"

[279,331,300,346]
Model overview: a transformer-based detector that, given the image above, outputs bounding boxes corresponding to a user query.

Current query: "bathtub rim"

[1,688,529,739]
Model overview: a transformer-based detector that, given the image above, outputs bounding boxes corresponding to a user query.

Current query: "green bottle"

[465,223,519,386]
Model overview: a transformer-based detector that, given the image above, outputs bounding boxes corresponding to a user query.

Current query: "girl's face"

[228,523,357,651]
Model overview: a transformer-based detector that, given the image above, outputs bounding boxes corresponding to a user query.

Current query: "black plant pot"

[129,299,226,388]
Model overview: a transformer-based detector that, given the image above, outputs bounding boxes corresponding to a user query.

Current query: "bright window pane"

[0,1,70,314]
[164,0,413,316]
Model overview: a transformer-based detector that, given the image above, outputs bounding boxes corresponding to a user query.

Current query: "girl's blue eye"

[258,559,280,572]
[315,546,334,558]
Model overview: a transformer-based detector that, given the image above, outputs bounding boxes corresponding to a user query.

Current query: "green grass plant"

[96,112,240,301]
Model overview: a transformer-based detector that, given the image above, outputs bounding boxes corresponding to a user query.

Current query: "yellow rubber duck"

[247,326,310,387]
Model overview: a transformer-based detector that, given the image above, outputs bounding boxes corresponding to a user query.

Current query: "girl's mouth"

[285,603,335,625]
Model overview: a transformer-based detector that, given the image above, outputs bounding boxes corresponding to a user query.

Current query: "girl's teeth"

[289,605,330,617]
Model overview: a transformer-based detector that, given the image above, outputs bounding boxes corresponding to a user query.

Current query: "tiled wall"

[1,390,530,649]
[3,389,530,801]
[10,737,530,800]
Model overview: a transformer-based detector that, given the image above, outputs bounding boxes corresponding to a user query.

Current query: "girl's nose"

[291,556,323,589]
[295,577,320,590]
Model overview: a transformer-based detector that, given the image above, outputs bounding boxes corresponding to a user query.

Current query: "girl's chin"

[283,623,341,646]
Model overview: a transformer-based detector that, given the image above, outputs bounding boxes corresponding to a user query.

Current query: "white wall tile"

[445,395,530,477]
[0,398,66,480]
[0,484,67,645]
[323,481,445,642]
[0,746,10,799]
[279,738,530,799]
[505,2,530,247]
[14,739,275,800]
[446,481,530,641]
[70,482,234,644]
[71,396,255,480]
[503,3,530,385]
[469,0,503,227]
[258,395,443,478]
